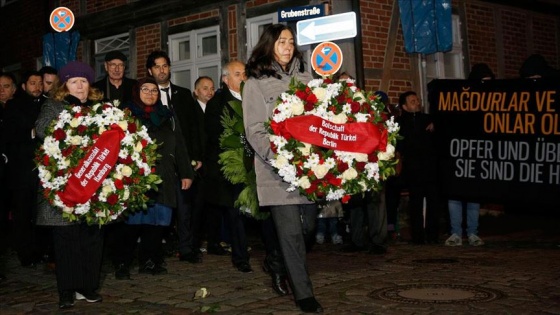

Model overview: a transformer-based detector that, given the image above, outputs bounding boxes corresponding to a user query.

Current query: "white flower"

[134,141,143,152]
[102,185,113,195]
[117,121,128,131]
[378,144,395,161]
[297,176,311,189]
[298,143,312,156]
[122,188,130,201]
[353,91,366,103]
[313,87,327,102]
[330,112,347,124]
[291,100,304,115]
[69,135,82,146]
[62,206,74,214]
[311,164,330,179]
[307,79,324,88]
[121,165,133,177]
[342,167,358,181]
[355,112,370,122]
[69,118,80,128]
[354,153,369,162]
[272,155,289,169]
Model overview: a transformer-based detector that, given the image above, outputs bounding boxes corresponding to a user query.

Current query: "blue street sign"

[297,12,357,46]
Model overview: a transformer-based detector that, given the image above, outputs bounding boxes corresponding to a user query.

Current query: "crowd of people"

[1,23,556,312]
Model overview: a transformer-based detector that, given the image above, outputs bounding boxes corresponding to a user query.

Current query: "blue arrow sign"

[296,12,357,46]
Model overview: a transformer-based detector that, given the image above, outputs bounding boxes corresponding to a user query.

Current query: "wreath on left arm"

[265,77,400,203]
[35,101,162,226]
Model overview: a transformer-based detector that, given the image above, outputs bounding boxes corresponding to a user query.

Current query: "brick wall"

[85,0,127,14]
[135,23,161,79]
[465,3,499,77]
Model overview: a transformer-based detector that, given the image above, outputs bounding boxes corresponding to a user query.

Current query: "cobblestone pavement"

[1,213,559,314]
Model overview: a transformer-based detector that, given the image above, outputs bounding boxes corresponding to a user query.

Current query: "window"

[424,15,464,80]
[246,13,277,62]
[169,26,220,90]
[94,33,131,81]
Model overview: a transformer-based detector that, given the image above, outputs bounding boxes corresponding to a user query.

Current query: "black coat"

[3,93,43,189]
[125,101,194,208]
[93,76,138,104]
[396,110,438,186]
[203,87,240,207]
[170,83,204,163]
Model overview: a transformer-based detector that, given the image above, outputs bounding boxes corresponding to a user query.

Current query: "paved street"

[1,212,559,314]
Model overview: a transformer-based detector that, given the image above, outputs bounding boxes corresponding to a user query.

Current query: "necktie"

[161,87,172,108]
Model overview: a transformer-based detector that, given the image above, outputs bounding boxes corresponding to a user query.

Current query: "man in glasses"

[93,50,137,104]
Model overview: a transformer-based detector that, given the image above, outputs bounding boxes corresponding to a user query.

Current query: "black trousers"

[176,181,204,256]
[10,187,38,265]
[408,183,440,242]
[52,224,104,293]
[207,203,249,265]
[113,224,165,267]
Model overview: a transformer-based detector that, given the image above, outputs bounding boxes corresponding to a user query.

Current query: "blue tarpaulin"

[398,0,452,54]
[42,31,80,70]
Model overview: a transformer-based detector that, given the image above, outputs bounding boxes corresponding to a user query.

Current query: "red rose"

[123,176,133,185]
[77,125,88,134]
[107,194,118,205]
[53,128,66,141]
[119,156,133,164]
[356,161,366,171]
[341,195,351,203]
[114,179,124,190]
[368,152,379,162]
[337,162,349,173]
[42,155,50,166]
[141,139,148,147]
[306,93,318,104]
[139,168,145,175]
[295,90,307,100]
[128,122,137,133]
[336,95,346,104]
[350,101,360,113]
[304,102,314,112]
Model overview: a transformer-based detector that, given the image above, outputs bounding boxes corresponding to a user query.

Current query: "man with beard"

[146,50,205,264]
[3,71,44,267]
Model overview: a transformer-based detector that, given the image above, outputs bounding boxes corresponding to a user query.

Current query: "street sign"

[297,12,357,46]
[311,42,343,77]
[50,7,75,32]
[278,4,325,22]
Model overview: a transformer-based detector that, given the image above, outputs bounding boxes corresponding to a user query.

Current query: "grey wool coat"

[242,60,314,207]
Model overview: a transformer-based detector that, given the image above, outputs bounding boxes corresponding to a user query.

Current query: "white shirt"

[197,99,206,113]
[159,84,172,106]
[230,89,242,101]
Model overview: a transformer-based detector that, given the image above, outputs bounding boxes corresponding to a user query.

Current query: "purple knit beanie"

[59,61,95,83]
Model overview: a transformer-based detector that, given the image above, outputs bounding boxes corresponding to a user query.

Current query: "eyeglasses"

[108,63,125,69]
[140,87,159,95]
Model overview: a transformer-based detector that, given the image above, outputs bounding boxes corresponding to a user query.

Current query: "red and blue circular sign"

[50,7,75,32]
[311,42,343,77]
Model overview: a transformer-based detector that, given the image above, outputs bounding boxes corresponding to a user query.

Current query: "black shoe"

[341,243,366,253]
[179,252,202,263]
[235,261,253,273]
[75,291,102,303]
[368,244,387,255]
[115,263,130,280]
[139,260,168,275]
[296,297,323,313]
[58,291,75,309]
[262,260,289,296]
[207,244,229,256]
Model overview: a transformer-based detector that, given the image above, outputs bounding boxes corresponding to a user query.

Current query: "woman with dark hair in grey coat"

[242,24,322,313]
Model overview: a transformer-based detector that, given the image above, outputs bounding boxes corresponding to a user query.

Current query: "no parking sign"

[311,42,343,77]
[50,7,75,32]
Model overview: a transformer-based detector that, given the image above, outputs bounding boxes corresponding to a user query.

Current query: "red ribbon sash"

[59,127,125,206]
[271,115,381,154]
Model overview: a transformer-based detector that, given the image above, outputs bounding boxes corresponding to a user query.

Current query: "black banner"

[428,79,560,208]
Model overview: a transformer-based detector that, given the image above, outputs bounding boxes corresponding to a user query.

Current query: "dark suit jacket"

[203,87,240,207]
[170,83,203,163]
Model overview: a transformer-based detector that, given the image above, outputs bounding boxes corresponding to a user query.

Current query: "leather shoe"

[179,252,202,263]
[262,260,289,296]
[58,291,74,309]
[115,263,130,280]
[207,244,229,256]
[296,297,323,313]
[235,261,253,273]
